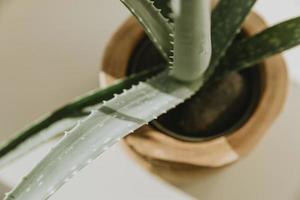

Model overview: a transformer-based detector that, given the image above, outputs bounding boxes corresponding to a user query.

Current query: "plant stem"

[171,0,212,82]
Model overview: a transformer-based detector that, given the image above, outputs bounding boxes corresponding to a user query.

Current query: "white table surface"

[0,0,300,199]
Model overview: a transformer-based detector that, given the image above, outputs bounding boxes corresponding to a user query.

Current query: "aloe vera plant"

[2,0,300,199]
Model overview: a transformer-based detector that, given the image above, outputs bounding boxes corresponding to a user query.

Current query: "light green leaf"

[0,68,161,164]
[171,0,212,81]
[5,70,203,200]
[121,0,173,61]
[0,119,77,168]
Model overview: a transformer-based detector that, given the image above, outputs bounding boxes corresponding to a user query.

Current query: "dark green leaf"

[221,16,300,72]
[207,0,257,75]
[153,0,172,20]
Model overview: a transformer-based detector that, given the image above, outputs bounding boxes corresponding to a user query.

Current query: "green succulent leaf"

[5,70,203,200]
[171,0,212,82]
[5,0,300,199]
[0,67,162,165]
[208,0,257,74]
[121,0,257,75]
[0,119,78,168]
[153,0,172,20]
[120,0,173,61]
[220,16,300,72]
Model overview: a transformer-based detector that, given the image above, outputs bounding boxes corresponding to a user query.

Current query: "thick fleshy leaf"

[120,0,173,61]
[121,0,257,76]
[153,0,172,20]
[220,16,300,72]
[0,119,77,168]
[0,68,161,164]
[171,0,212,81]
[208,0,257,74]
[5,70,203,200]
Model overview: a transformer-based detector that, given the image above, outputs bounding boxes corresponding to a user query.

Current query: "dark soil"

[127,36,261,141]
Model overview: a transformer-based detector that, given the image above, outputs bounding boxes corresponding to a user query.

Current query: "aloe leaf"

[0,119,78,168]
[120,0,173,61]
[220,16,300,72]
[121,0,256,74]
[0,68,161,164]
[208,0,257,74]
[5,70,203,200]
[153,0,172,20]
[171,0,212,81]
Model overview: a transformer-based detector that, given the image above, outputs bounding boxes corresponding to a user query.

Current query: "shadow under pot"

[100,12,288,168]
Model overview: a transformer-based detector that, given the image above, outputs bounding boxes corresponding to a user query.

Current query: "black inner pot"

[127,36,262,142]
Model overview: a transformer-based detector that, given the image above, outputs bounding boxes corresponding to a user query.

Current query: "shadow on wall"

[129,81,300,200]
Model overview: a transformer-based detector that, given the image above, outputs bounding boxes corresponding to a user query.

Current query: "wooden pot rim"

[100,12,289,167]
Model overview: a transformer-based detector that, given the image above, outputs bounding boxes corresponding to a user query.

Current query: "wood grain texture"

[101,12,288,167]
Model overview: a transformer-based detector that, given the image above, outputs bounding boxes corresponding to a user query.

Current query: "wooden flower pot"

[100,12,288,168]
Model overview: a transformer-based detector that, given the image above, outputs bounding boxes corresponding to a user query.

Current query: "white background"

[0,0,300,199]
